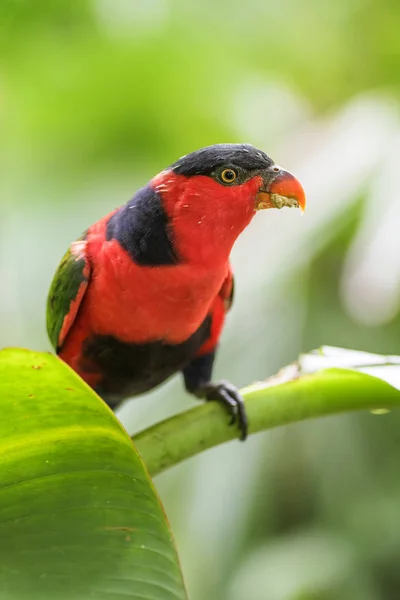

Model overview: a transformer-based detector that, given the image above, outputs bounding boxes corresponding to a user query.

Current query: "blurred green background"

[2,1,400,598]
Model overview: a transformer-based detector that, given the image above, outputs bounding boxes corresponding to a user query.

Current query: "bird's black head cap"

[169,143,274,178]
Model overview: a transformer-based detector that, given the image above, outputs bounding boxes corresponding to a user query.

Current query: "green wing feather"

[46,236,91,352]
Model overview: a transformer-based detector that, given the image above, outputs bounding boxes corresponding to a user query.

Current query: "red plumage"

[47,144,306,440]
[60,171,257,381]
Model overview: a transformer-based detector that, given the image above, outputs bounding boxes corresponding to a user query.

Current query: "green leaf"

[0,348,187,600]
[299,345,400,390]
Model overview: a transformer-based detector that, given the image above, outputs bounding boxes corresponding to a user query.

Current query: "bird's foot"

[195,380,248,441]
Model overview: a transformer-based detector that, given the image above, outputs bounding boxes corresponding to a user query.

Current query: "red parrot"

[47,144,306,440]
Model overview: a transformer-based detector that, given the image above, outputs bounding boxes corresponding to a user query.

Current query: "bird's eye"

[220,168,238,183]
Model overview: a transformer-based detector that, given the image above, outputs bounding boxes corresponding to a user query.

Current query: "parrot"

[46,144,306,440]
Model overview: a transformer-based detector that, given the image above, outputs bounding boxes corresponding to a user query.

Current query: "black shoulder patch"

[106,184,178,266]
[170,143,273,177]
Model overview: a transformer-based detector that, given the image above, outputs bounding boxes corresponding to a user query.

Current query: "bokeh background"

[2,1,400,598]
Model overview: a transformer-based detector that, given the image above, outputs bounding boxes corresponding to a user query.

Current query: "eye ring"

[220,168,238,183]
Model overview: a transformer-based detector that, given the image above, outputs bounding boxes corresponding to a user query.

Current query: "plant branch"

[133,366,400,477]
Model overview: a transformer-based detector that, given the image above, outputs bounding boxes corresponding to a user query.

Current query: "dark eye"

[220,168,238,183]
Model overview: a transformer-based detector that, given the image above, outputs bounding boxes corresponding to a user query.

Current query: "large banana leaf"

[0,348,187,600]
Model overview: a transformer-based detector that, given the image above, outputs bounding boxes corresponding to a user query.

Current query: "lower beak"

[255,168,306,213]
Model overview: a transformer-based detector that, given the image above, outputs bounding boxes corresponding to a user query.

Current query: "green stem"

[133,368,400,477]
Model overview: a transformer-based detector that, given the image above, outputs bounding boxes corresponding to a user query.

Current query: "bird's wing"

[194,265,235,357]
[219,264,234,312]
[46,236,91,352]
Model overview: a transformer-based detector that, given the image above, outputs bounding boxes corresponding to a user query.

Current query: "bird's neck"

[152,171,257,267]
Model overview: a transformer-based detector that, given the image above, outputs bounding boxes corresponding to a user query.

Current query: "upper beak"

[255,166,306,213]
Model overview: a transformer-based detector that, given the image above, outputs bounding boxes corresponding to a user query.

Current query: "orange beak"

[255,167,306,214]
